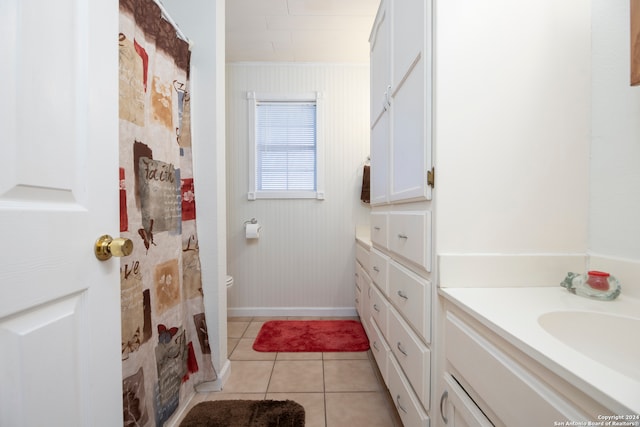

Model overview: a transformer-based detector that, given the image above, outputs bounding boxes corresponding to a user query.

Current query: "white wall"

[590,0,640,259]
[589,0,640,297]
[226,63,371,316]
[161,0,230,386]
[434,0,591,255]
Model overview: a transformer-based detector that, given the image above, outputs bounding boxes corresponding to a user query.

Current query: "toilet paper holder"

[244,218,258,226]
[244,218,262,239]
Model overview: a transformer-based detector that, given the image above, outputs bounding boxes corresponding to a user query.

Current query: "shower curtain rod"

[153,0,193,49]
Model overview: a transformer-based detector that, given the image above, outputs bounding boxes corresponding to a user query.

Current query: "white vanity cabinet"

[439,373,492,427]
[368,0,434,425]
[367,0,597,424]
[355,239,372,335]
[439,301,613,427]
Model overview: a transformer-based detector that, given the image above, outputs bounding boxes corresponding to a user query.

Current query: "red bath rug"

[252,320,370,352]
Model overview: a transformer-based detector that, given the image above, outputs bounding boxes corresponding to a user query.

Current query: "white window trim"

[247,91,325,200]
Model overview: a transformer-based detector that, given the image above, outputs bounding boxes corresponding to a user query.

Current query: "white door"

[0,1,122,426]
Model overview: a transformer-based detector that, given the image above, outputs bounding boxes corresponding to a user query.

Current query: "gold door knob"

[95,235,133,261]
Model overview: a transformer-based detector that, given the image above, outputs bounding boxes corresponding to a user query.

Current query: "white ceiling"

[226,0,380,63]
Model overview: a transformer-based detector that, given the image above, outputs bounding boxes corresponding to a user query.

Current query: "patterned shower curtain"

[118,0,216,425]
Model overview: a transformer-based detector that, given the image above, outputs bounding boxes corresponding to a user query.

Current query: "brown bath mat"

[180,399,305,427]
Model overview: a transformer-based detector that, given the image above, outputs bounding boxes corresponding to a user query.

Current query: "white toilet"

[226,275,234,289]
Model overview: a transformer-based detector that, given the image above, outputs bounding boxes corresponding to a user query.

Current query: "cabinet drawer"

[389,261,432,343]
[359,270,371,334]
[369,319,390,387]
[369,283,388,338]
[370,212,388,249]
[356,242,370,272]
[388,306,431,410]
[369,248,389,296]
[388,211,432,271]
[388,354,430,427]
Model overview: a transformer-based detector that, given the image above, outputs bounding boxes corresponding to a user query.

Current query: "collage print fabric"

[118,0,216,425]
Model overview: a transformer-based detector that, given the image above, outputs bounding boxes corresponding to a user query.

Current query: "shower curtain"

[118,1,216,425]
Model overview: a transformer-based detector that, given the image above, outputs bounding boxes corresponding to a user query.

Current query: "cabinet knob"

[396,342,408,356]
[440,390,449,424]
[396,395,408,414]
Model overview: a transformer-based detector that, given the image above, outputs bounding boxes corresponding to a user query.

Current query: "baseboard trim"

[195,358,231,393]
[227,307,358,318]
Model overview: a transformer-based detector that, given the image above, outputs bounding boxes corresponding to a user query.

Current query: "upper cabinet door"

[370,0,390,126]
[370,108,390,205]
[389,0,433,202]
[391,0,425,89]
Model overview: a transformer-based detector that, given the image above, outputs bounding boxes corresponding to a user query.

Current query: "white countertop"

[440,286,640,415]
[355,225,371,248]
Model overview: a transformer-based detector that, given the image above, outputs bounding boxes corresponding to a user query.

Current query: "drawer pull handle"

[398,233,408,239]
[355,297,359,304]
[396,395,408,414]
[373,341,379,351]
[440,390,449,424]
[373,303,380,312]
[372,266,380,272]
[397,290,408,300]
[355,272,359,278]
[374,226,381,230]
[397,342,408,356]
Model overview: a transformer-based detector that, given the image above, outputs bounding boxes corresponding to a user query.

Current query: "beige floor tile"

[267,360,324,393]
[215,318,401,427]
[325,392,398,427]
[324,359,381,392]
[252,316,289,321]
[221,360,274,393]
[265,392,325,427]
[228,316,253,322]
[227,338,240,357]
[230,338,277,361]
[276,352,322,360]
[227,321,250,338]
[323,351,369,360]
[243,321,267,338]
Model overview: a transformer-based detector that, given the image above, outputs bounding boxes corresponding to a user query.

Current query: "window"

[248,92,324,200]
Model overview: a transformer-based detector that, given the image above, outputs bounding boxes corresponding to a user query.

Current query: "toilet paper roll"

[246,223,260,239]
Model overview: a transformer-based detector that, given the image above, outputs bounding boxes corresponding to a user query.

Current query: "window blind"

[256,101,317,191]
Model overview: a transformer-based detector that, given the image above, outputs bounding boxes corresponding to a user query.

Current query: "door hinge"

[427,166,435,188]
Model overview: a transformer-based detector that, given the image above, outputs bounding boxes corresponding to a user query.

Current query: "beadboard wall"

[226,63,371,316]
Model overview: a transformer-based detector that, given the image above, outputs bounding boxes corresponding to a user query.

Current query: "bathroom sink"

[538,311,640,381]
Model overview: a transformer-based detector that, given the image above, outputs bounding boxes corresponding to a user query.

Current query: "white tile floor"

[177,316,403,426]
